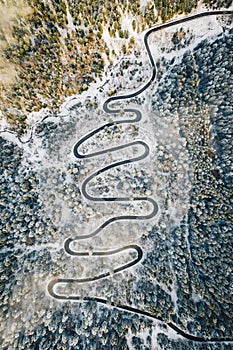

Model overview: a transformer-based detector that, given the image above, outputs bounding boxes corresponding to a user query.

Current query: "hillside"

[0,0,232,131]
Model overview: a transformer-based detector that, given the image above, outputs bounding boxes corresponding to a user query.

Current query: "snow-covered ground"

[1,9,232,349]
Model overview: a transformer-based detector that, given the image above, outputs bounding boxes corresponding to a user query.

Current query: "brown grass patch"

[0,0,32,86]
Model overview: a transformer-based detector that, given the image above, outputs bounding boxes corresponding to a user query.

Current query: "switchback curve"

[48,11,233,343]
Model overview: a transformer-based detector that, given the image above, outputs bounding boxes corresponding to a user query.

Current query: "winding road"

[48,11,233,343]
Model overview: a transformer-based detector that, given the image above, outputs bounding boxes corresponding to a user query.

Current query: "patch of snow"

[0,130,22,147]
[121,13,134,36]
[65,1,76,32]
[0,113,11,131]
[126,318,182,349]
[140,0,151,15]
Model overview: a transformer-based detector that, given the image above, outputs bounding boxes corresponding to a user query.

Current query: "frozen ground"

[1,11,233,350]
